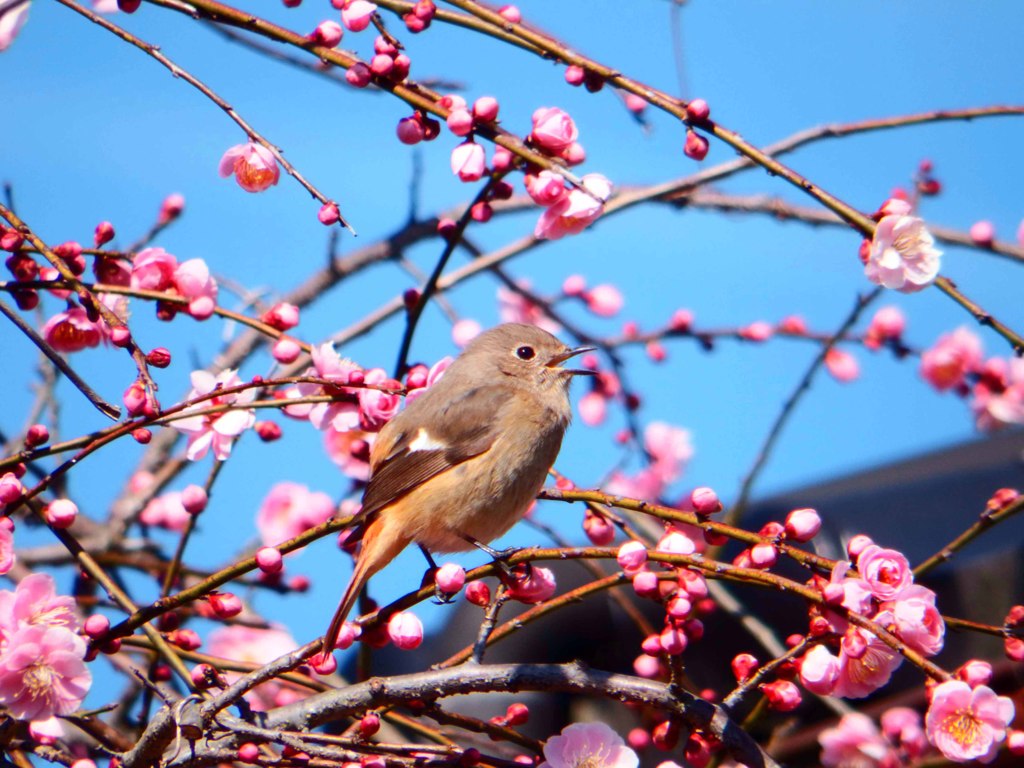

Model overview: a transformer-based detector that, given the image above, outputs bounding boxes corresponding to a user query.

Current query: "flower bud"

[731,653,759,682]
[472,96,499,123]
[686,98,710,121]
[272,337,302,364]
[784,508,821,542]
[761,680,801,711]
[45,499,78,529]
[256,546,284,574]
[683,129,709,161]
[208,592,243,618]
[387,611,423,650]
[616,540,647,573]
[83,613,110,639]
[346,62,372,88]
[690,486,722,515]
[238,744,260,764]
[146,347,172,368]
[25,424,49,448]
[434,562,466,594]
[465,580,491,606]
[318,201,341,225]
[181,484,208,515]
[94,221,115,247]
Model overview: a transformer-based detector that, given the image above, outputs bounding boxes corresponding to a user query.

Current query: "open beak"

[546,345,597,375]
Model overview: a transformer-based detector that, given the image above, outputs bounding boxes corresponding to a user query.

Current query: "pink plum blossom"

[880,584,945,656]
[925,680,1015,762]
[340,0,377,32]
[28,715,65,745]
[507,566,557,604]
[0,1,30,52]
[866,306,906,344]
[294,342,363,430]
[40,307,104,353]
[644,421,693,487]
[881,707,928,758]
[434,563,466,594]
[973,357,1024,430]
[323,427,373,481]
[969,220,995,246]
[799,645,840,695]
[130,247,178,291]
[387,611,423,650]
[358,368,401,431]
[206,625,302,711]
[578,390,607,426]
[171,369,256,461]
[824,348,859,383]
[0,573,80,642]
[530,107,579,155]
[0,625,91,720]
[218,141,280,193]
[174,258,218,319]
[497,282,561,334]
[256,482,335,546]
[856,544,912,601]
[534,174,613,241]
[834,627,902,698]
[452,318,482,348]
[0,524,13,575]
[404,356,452,406]
[819,713,894,768]
[784,508,821,542]
[525,171,567,206]
[865,213,941,293]
[450,141,487,182]
[920,326,983,391]
[540,722,639,768]
[616,541,647,573]
[585,284,624,317]
[139,491,192,532]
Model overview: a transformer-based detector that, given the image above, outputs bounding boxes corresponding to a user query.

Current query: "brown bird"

[322,323,593,654]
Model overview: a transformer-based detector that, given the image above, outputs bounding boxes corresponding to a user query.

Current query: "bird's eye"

[516,345,536,360]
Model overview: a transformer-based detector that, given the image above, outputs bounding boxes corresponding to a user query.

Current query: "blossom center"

[941,710,982,747]
[234,157,275,189]
[25,663,55,697]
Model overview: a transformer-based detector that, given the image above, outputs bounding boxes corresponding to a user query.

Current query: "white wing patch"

[408,428,446,452]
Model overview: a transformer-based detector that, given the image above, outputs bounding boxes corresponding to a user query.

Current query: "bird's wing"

[357,383,515,521]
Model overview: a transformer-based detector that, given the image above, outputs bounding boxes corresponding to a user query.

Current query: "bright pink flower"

[865,214,942,293]
[206,625,301,711]
[446,108,473,137]
[784,508,821,542]
[824,562,874,630]
[881,584,944,656]
[578,391,607,426]
[825,348,859,383]
[498,5,521,23]
[218,142,280,193]
[450,141,486,182]
[958,659,994,688]
[358,368,401,431]
[530,107,579,155]
[690,487,721,516]
[44,499,77,529]
[387,611,423,650]
[856,544,912,601]
[0,625,90,720]
[472,96,499,122]
[925,680,1014,762]
[585,284,624,317]
[0,573,80,644]
[534,174,612,241]
[171,369,256,461]
[973,357,1024,430]
[452,318,482,348]
[256,482,335,546]
[311,19,343,47]
[323,427,373,481]
[866,306,906,343]
[644,421,693,487]
[404,356,452,406]
[920,326,983,391]
[340,0,377,32]
[173,258,218,320]
[0,473,24,509]
[799,645,840,695]
[262,301,300,331]
[28,715,65,745]
[497,282,561,334]
[139,491,192,532]
[834,627,902,698]
[525,171,567,206]
[296,343,363,430]
[507,566,556,604]
[434,563,466,594]
[0,1,30,52]
[40,307,104,353]
[540,722,639,768]
[130,247,178,291]
[683,130,709,161]
[0,525,13,576]
[819,713,893,768]
[583,511,615,545]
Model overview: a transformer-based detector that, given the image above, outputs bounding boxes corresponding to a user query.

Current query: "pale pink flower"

[585,284,624,317]
[616,541,647,573]
[866,306,906,343]
[0,625,90,720]
[40,307,104,353]
[530,107,579,155]
[578,391,607,426]
[0,524,12,575]
[130,247,178,291]
[0,1,30,52]
[865,214,941,293]
[497,282,561,334]
[525,171,567,206]
[819,713,893,768]
[826,561,874,625]
[173,258,218,320]
[434,563,466,594]
[973,357,1024,430]
[256,482,335,546]
[834,627,902,699]
[881,707,928,758]
[451,318,482,349]
[0,573,80,643]
[925,680,1014,762]
[969,220,996,246]
[387,611,423,650]
[534,174,612,241]
[799,644,840,695]
[644,421,693,487]
[856,544,911,601]
[825,348,859,383]
[324,428,373,481]
[358,368,401,431]
[920,327,983,391]
[507,566,557,604]
[605,466,666,503]
[218,142,280,193]
[297,343,363,430]
[28,715,65,745]
[881,584,945,656]
[206,625,302,711]
[540,722,638,768]
[340,0,377,32]
[139,491,192,532]
[171,369,256,461]
[450,141,486,182]
[404,356,452,406]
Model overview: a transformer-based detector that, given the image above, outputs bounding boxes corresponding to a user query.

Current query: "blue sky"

[2,0,1023,647]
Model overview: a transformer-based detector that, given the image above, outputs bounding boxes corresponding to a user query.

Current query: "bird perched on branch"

[322,323,593,654]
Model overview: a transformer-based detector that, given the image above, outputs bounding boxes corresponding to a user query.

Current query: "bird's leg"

[418,544,455,604]
[460,534,531,581]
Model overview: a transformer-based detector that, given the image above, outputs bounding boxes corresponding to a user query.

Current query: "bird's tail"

[321,517,409,656]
